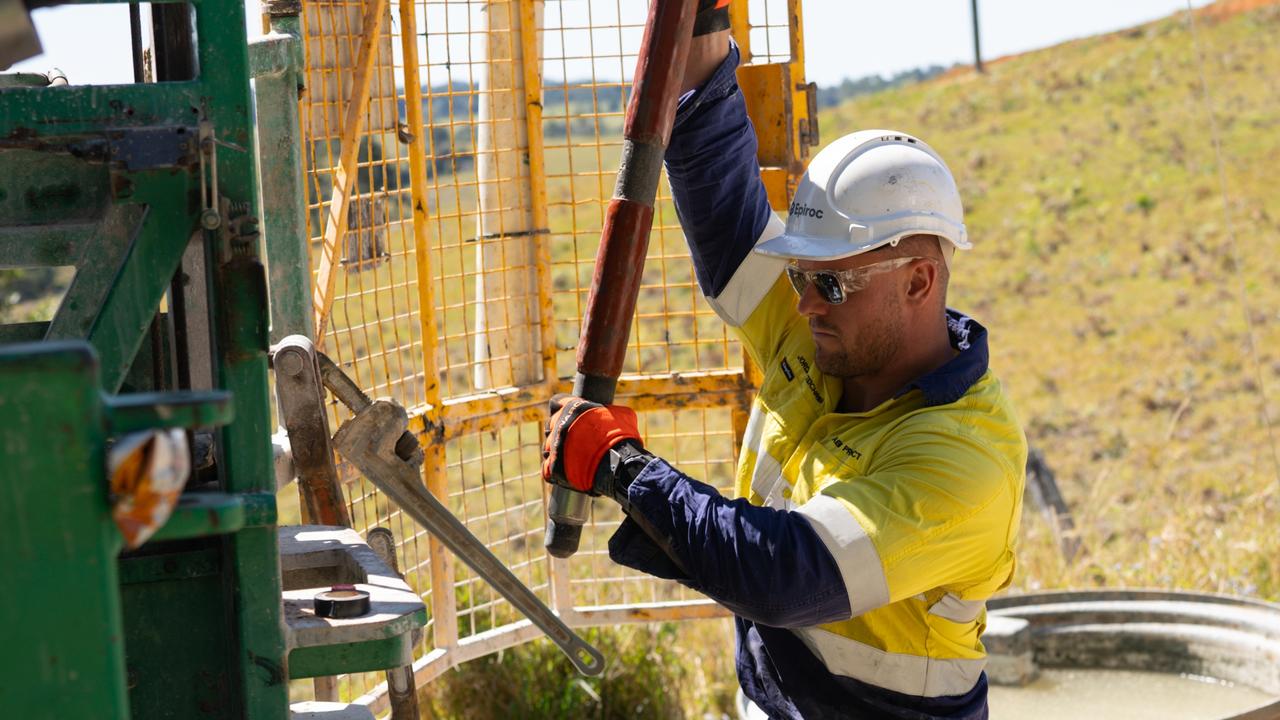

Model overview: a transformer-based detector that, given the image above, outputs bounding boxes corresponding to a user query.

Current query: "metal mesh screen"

[291,0,804,707]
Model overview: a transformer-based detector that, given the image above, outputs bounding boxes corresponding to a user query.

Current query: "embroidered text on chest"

[792,355,824,404]
[830,436,862,461]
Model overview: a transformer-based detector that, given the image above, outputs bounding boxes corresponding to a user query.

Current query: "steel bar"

[272,335,350,526]
[396,0,457,655]
[518,0,555,389]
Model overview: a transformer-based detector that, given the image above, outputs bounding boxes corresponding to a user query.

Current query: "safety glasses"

[785,256,925,305]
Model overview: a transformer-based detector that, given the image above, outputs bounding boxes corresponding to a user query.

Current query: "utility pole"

[971,0,984,73]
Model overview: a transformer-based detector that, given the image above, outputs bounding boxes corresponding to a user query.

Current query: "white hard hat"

[755,130,970,261]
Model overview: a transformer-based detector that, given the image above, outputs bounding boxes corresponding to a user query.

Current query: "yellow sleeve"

[797,423,1024,614]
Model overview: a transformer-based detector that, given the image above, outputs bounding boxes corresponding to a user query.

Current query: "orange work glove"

[542,394,643,494]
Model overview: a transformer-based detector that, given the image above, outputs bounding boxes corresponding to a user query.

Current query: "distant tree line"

[363,65,950,184]
[815,64,950,109]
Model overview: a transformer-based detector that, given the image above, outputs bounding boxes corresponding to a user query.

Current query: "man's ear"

[904,260,938,305]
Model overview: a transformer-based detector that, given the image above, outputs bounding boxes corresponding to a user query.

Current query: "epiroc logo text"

[789,202,824,219]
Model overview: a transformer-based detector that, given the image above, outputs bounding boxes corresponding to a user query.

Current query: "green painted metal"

[195,0,290,707]
[0,148,111,227]
[120,551,242,719]
[1,0,426,712]
[0,221,95,266]
[248,34,293,78]
[252,18,314,341]
[0,341,129,719]
[42,205,145,338]
[146,491,278,542]
[0,83,205,134]
[118,547,221,585]
[104,389,234,433]
[288,633,422,679]
[3,0,288,712]
[0,321,48,343]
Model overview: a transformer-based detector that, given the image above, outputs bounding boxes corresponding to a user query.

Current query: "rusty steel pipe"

[545,0,699,558]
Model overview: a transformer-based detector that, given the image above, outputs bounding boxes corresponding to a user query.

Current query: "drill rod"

[544,0,700,558]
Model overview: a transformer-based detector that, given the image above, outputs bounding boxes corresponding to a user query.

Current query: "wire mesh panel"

[292,0,809,706]
[743,0,795,64]
[302,0,428,410]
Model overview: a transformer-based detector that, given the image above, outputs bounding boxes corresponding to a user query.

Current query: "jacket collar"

[894,309,990,407]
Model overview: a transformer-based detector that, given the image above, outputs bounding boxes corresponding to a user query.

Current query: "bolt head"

[200,209,221,230]
[277,351,304,377]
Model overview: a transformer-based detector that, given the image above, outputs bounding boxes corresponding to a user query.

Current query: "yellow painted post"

[397,0,458,655]
[518,0,553,388]
[788,0,804,67]
[729,0,751,62]
[512,0,576,618]
[311,0,389,346]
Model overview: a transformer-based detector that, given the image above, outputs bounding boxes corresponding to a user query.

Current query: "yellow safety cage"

[294,0,816,706]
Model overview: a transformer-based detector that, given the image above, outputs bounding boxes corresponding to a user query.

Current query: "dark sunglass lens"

[786,266,808,296]
[813,272,844,304]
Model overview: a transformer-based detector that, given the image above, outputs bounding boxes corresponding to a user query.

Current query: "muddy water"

[989,668,1276,720]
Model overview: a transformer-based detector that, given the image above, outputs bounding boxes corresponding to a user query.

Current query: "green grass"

[817,5,1280,599]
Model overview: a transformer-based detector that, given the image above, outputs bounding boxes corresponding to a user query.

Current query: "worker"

[542,3,1026,718]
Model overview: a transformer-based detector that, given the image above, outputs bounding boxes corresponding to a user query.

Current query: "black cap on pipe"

[544,521,583,559]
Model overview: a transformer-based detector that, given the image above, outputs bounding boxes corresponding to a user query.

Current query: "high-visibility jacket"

[609,44,1026,720]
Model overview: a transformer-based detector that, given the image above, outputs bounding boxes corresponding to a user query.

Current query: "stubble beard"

[813,306,903,379]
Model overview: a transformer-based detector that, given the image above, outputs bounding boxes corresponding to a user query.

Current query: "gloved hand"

[542,394,646,502]
[694,0,732,37]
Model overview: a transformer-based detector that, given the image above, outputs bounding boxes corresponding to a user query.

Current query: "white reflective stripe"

[795,627,987,698]
[749,453,789,509]
[929,593,986,623]
[794,495,888,617]
[705,214,787,327]
[742,404,767,453]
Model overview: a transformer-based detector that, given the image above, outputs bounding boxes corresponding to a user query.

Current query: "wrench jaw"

[331,397,606,676]
[333,400,418,469]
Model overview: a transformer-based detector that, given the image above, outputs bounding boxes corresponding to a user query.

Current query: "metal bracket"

[270,335,350,527]
[106,126,199,172]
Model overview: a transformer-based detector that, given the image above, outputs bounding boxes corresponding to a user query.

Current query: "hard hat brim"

[753,232,891,261]
[755,222,971,262]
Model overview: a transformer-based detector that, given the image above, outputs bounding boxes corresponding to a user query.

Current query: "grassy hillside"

[818,3,1280,598]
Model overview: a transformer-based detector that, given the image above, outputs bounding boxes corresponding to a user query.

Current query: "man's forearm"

[612,456,853,627]
[682,29,730,95]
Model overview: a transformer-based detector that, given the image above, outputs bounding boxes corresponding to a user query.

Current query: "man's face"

[793,253,908,379]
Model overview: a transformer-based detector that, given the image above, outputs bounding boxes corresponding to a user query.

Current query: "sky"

[9,0,1213,88]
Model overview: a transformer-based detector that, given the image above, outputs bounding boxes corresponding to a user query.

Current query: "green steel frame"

[0,0,287,715]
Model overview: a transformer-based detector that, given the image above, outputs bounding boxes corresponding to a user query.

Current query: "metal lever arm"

[332,398,605,676]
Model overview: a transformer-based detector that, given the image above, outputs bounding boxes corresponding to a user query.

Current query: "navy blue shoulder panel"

[664,44,773,298]
[609,457,850,628]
